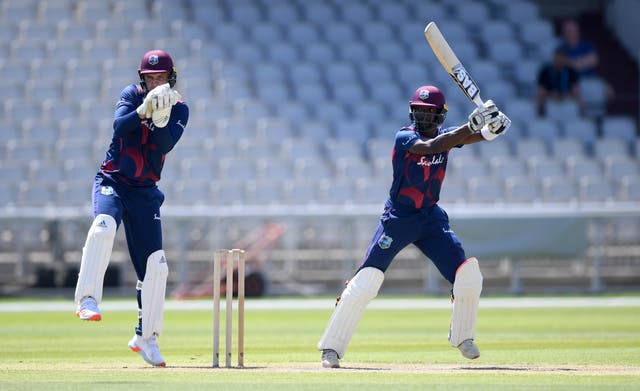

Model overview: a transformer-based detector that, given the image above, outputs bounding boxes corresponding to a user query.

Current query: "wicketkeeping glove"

[151,89,182,128]
[468,99,499,133]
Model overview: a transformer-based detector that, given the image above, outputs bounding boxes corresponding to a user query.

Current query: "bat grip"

[473,94,484,108]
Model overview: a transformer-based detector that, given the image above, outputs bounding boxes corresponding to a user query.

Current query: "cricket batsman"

[74,50,189,367]
[318,85,511,368]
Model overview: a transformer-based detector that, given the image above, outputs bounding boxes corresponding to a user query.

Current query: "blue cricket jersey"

[387,125,459,213]
[100,84,189,187]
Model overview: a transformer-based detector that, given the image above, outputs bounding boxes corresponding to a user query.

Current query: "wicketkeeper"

[318,85,511,368]
[74,50,189,367]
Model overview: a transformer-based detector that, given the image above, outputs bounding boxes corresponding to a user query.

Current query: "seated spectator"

[557,19,598,78]
[536,48,586,117]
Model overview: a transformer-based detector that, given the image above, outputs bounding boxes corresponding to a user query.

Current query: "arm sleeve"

[113,85,142,139]
[150,102,189,154]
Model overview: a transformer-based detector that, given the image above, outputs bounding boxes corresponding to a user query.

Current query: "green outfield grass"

[1,298,639,390]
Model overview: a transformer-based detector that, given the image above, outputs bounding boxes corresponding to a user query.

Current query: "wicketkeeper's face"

[143,72,170,90]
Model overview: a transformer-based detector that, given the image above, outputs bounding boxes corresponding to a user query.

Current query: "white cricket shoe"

[128,334,166,367]
[321,349,340,368]
[457,339,480,359]
[75,296,101,321]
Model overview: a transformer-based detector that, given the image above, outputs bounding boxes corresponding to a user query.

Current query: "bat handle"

[473,94,484,108]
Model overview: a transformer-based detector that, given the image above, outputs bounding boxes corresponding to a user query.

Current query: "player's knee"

[343,267,385,302]
[90,214,117,239]
[146,250,168,277]
[453,257,482,296]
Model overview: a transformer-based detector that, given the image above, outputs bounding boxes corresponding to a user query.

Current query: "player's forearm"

[150,126,178,154]
[409,125,473,155]
[113,108,142,138]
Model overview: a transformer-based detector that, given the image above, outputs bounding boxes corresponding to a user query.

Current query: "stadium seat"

[468,177,505,203]
[295,81,329,106]
[325,138,363,161]
[302,42,337,66]
[476,141,512,159]
[334,157,372,180]
[620,177,640,201]
[323,61,357,85]
[289,61,322,85]
[321,22,357,44]
[505,1,540,24]
[547,136,585,160]
[593,138,631,159]
[546,100,581,121]
[359,61,394,85]
[601,116,638,142]
[354,102,388,125]
[542,177,578,203]
[340,2,374,25]
[318,180,356,204]
[566,156,603,181]
[528,156,565,181]
[245,180,285,205]
[515,138,548,157]
[487,39,524,66]
[603,156,638,182]
[579,177,616,203]
[505,177,542,203]
[286,23,320,46]
[257,159,294,182]
[355,180,389,204]
[519,18,555,46]
[267,2,300,25]
[579,77,609,119]
[373,42,407,63]
[361,22,395,43]
[490,157,528,181]
[304,3,337,26]
[563,118,598,142]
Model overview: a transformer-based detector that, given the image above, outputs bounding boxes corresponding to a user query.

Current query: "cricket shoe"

[457,339,480,359]
[75,296,101,321]
[128,334,166,367]
[321,349,340,368]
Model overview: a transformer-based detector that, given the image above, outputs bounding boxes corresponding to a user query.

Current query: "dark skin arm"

[408,124,484,155]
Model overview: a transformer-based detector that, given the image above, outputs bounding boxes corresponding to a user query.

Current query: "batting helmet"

[409,86,448,134]
[138,50,177,92]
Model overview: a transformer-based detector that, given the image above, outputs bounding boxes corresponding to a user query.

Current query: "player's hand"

[136,94,154,119]
[488,111,511,135]
[467,100,499,133]
[480,111,511,140]
[151,89,181,128]
[149,83,180,111]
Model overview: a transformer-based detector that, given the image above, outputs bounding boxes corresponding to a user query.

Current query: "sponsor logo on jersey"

[101,186,114,196]
[450,64,479,101]
[378,234,393,249]
[153,213,161,221]
[417,155,444,167]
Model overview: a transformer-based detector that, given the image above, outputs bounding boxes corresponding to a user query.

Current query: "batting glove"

[481,111,511,140]
[468,99,499,133]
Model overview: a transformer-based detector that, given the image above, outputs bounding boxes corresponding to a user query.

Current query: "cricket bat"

[424,21,484,108]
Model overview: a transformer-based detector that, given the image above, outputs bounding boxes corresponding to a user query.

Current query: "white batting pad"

[74,214,116,303]
[317,267,384,358]
[449,258,483,347]
[141,250,169,339]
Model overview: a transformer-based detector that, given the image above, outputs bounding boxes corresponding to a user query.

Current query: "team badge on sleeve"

[378,234,393,249]
[101,186,114,196]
